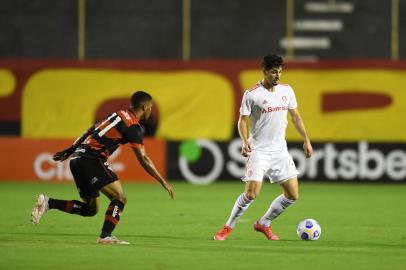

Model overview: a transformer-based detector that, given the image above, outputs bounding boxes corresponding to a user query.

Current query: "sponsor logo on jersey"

[121,110,132,120]
[261,106,289,113]
[282,96,287,103]
[91,177,98,184]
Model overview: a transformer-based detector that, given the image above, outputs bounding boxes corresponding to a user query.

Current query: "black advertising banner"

[167,139,406,184]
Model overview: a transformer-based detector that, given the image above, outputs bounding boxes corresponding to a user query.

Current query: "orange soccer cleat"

[254,221,279,240]
[214,225,233,241]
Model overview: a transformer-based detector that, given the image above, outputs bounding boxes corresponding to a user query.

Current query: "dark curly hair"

[262,54,284,70]
[131,91,152,108]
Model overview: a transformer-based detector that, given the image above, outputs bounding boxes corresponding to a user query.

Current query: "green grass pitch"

[0,181,405,270]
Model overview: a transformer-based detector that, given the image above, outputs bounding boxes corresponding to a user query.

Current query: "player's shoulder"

[277,83,292,88]
[277,83,295,92]
[244,83,263,98]
[246,83,262,93]
[117,109,139,127]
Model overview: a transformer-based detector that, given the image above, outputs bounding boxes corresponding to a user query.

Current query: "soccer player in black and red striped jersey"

[31,91,174,245]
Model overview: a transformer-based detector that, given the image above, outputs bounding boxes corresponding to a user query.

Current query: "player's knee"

[82,206,98,217]
[121,196,127,205]
[286,193,299,201]
[86,208,98,217]
[115,194,127,205]
[245,191,258,200]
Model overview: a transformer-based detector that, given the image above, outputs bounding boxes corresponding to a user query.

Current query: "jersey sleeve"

[240,91,253,115]
[122,124,144,148]
[288,86,298,109]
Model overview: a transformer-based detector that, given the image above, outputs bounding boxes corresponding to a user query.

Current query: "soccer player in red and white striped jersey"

[31,91,174,245]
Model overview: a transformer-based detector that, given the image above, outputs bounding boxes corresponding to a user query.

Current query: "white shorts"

[242,151,299,184]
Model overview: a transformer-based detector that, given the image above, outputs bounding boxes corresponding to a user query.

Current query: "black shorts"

[69,157,118,198]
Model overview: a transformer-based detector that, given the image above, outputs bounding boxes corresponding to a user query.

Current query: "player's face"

[264,66,282,86]
[143,101,153,120]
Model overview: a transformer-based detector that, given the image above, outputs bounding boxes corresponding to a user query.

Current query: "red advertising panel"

[0,137,165,182]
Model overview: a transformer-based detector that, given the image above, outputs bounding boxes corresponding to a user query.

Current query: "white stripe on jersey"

[98,116,122,137]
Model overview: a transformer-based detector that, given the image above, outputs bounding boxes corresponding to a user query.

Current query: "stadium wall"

[0,60,405,183]
[1,0,405,60]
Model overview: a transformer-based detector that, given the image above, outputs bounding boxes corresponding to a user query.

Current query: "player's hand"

[303,140,313,158]
[162,181,175,199]
[241,142,252,157]
[53,147,74,161]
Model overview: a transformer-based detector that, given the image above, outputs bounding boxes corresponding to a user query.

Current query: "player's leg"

[258,177,298,226]
[214,181,262,240]
[255,154,299,240]
[226,180,262,227]
[214,151,266,240]
[31,195,99,224]
[31,158,100,224]
[281,176,299,200]
[48,196,99,215]
[97,180,128,244]
[254,177,298,240]
[227,151,266,228]
[48,157,102,216]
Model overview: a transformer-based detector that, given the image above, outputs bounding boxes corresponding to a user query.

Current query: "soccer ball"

[297,218,321,241]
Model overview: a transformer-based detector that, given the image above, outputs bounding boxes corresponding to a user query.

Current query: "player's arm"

[289,108,313,158]
[53,125,96,161]
[132,146,174,199]
[238,114,251,157]
[239,90,253,157]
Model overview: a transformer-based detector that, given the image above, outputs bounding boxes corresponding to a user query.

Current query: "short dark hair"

[131,91,152,108]
[262,54,284,70]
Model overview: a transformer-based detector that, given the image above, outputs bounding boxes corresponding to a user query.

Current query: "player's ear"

[142,104,145,111]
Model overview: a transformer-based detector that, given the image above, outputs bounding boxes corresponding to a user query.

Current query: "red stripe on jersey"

[99,151,108,159]
[96,119,111,132]
[117,110,139,127]
[248,83,261,92]
[103,126,121,140]
[86,138,103,150]
[79,110,142,160]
